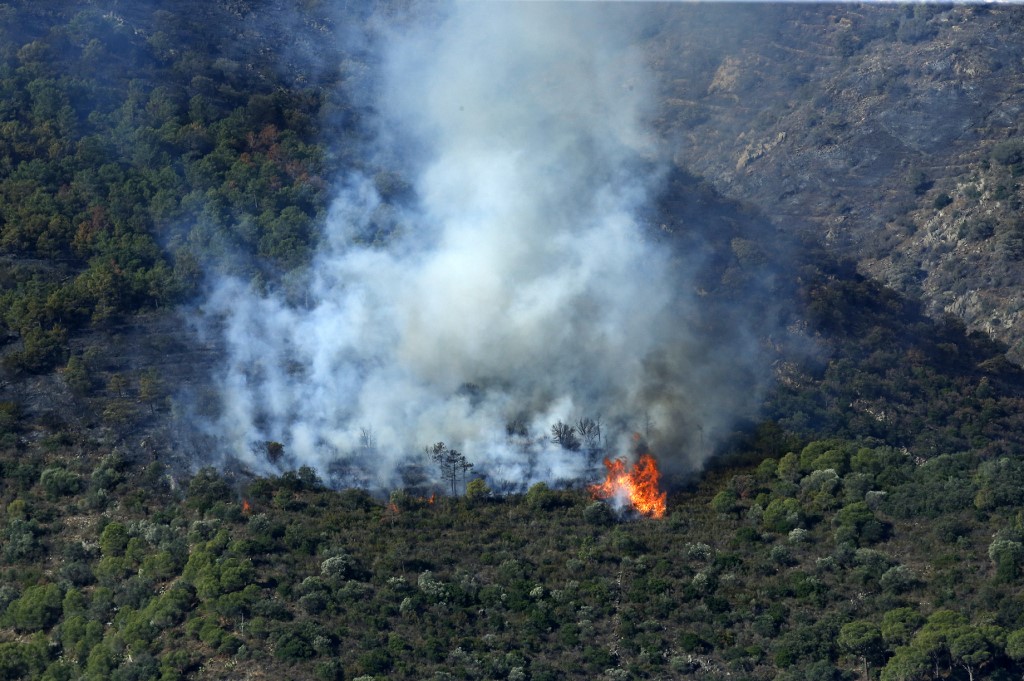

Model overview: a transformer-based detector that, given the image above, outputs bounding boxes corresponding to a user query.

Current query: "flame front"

[590,453,667,518]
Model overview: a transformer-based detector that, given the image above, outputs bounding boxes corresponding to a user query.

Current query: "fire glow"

[590,453,667,519]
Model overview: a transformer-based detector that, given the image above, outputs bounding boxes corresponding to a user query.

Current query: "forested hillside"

[2,3,1024,681]
[0,1,342,375]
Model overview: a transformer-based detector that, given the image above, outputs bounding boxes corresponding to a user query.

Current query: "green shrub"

[274,629,316,662]
[583,501,614,526]
[39,467,82,498]
[6,583,62,632]
[763,498,802,533]
[186,468,232,513]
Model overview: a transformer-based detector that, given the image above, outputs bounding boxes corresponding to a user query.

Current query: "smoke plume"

[198,4,769,489]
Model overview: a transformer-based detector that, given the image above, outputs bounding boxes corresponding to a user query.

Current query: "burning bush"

[589,454,667,519]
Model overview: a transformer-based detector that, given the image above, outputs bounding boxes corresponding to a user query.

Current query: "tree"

[6,584,62,632]
[880,645,928,681]
[710,489,740,516]
[505,417,527,438]
[138,367,161,413]
[987,538,1024,581]
[913,610,968,678]
[1006,628,1024,664]
[838,620,884,679]
[948,626,996,681]
[576,416,601,450]
[763,497,802,533]
[833,501,887,545]
[427,442,472,496]
[62,354,92,395]
[551,421,580,451]
[465,478,489,502]
[881,608,925,648]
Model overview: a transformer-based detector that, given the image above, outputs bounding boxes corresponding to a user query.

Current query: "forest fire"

[589,454,667,518]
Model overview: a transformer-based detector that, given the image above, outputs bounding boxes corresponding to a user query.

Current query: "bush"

[6,584,62,632]
[39,467,82,498]
[583,501,614,526]
[99,522,129,557]
[465,478,490,501]
[275,629,316,662]
[763,498,802,533]
[710,489,740,515]
[988,539,1024,581]
[991,139,1024,166]
[879,565,918,593]
[186,468,232,513]
[525,482,557,511]
[833,502,887,545]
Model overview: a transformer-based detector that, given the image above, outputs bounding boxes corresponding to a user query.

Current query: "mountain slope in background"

[646,3,1024,362]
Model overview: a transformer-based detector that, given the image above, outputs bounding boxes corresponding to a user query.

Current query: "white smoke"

[199,4,745,488]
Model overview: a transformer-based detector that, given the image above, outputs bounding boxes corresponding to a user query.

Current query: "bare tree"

[551,421,581,451]
[576,416,602,450]
[459,457,474,491]
[359,426,376,452]
[505,417,527,438]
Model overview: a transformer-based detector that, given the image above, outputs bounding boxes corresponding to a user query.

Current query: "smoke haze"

[198,3,771,489]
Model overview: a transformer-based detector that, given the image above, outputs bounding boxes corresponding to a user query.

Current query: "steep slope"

[645,4,1024,362]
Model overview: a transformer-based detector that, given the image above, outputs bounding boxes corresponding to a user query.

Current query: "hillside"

[3,3,1024,681]
[645,3,1024,362]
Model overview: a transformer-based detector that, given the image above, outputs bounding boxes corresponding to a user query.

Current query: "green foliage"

[186,467,232,513]
[975,458,1024,511]
[880,644,928,681]
[0,425,1024,679]
[0,1,332,371]
[1007,628,1024,662]
[763,497,802,533]
[710,489,740,515]
[5,584,62,632]
[988,538,1024,581]
[0,636,50,681]
[838,620,884,673]
[38,467,81,498]
[465,478,490,501]
[99,521,129,557]
[524,482,557,511]
[583,501,614,526]
[833,501,886,545]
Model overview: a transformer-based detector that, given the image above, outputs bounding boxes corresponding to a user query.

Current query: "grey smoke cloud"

[200,3,762,488]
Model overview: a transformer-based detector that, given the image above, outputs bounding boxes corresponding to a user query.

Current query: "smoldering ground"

[192,3,785,491]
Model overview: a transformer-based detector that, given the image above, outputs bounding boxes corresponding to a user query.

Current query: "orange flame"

[427,493,436,505]
[241,499,252,514]
[589,454,667,519]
